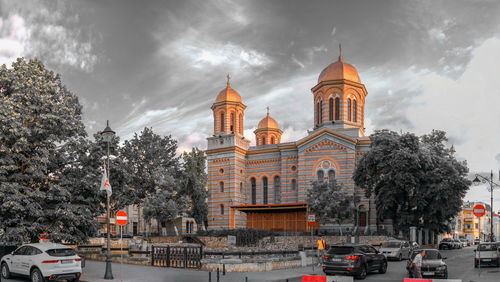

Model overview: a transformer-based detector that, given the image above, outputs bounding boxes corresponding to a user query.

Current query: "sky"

[1,0,500,208]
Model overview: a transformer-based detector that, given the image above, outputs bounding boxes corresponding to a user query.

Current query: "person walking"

[317,236,326,266]
[411,250,425,278]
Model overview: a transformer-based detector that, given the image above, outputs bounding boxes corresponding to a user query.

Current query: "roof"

[230,203,307,211]
[25,243,70,250]
[318,56,361,84]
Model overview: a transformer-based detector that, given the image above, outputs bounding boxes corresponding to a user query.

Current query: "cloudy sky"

[1,0,500,207]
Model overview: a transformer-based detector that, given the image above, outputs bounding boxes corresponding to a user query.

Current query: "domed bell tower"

[254,107,283,145]
[310,47,368,137]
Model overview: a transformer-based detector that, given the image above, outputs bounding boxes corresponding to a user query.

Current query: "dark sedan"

[406,249,448,279]
[322,243,387,280]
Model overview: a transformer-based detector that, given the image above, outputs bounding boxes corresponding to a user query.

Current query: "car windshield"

[327,246,354,255]
[381,242,401,248]
[478,244,497,251]
[411,250,441,260]
[442,238,452,242]
[46,248,76,257]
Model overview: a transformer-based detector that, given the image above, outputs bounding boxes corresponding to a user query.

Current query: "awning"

[229,203,308,212]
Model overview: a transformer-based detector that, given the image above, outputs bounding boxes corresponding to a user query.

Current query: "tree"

[142,188,187,235]
[353,129,470,236]
[0,58,99,243]
[180,148,208,230]
[307,180,358,235]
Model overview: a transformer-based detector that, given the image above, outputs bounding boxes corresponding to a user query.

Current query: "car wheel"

[443,272,448,279]
[379,260,387,274]
[474,261,478,268]
[1,262,11,279]
[30,268,46,282]
[71,278,80,282]
[355,264,367,280]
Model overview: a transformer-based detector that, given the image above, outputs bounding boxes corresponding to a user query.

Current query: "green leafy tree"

[353,129,470,236]
[0,58,98,243]
[143,188,187,235]
[180,148,208,230]
[307,180,357,235]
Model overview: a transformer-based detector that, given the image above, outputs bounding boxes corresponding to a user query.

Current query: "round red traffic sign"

[116,210,128,226]
[473,204,486,217]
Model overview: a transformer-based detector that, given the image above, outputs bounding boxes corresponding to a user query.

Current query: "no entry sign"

[116,210,128,226]
[473,204,486,217]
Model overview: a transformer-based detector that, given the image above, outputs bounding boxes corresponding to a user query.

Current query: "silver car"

[379,240,411,260]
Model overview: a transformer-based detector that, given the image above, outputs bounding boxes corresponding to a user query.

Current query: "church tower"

[310,50,368,137]
[254,108,283,145]
[206,76,249,230]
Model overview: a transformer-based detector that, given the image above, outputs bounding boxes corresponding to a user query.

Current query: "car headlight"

[437,266,447,271]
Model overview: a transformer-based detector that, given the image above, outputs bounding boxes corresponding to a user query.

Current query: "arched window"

[230,113,235,132]
[238,113,243,134]
[316,102,320,125]
[220,204,224,215]
[261,137,266,145]
[274,176,281,204]
[335,97,340,120]
[317,170,324,181]
[328,170,335,181]
[353,100,357,122]
[270,136,275,144]
[329,98,334,121]
[347,99,352,121]
[251,177,256,204]
[240,182,243,193]
[291,179,298,202]
[319,100,323,123]
[220,112,225,132]
[219,181,224,192]
[291,179,297,190]
[262,176,268,204]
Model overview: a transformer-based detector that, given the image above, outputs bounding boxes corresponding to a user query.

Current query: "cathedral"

[206,55,392,233]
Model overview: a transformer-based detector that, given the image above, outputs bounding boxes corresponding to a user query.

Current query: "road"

[2,246,499,282]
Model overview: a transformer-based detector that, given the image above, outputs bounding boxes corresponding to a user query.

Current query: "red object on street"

[302,275,327,282]
[473,204,486,217]
[116,210,128,226]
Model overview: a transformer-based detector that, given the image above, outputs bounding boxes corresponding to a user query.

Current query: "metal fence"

[151,245,203,269]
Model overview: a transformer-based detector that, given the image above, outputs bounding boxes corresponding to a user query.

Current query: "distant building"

[459,201,492,241]
[206,55,393,233]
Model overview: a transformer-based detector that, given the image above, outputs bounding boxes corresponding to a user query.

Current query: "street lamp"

[101,120,115,280]
[472,170,500,242]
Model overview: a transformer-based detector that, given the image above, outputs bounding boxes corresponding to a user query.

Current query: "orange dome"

[215,85,242,103]
[258,113,279,129]
[318,56,361,83]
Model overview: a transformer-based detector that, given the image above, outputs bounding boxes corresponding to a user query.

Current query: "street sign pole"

[473,204,486,271]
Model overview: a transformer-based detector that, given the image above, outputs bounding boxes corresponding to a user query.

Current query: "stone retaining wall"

[201,256,313,272]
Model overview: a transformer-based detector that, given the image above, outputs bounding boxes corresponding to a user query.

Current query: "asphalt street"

[2,246,500,282]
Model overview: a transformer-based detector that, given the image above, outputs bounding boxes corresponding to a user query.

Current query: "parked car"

[379,240,411,261]
[322,243,388,279]
[406,249,448,279]
[1,243,82,282]
[409,241,420,251]
[474,242,500,267]
[439,238,456,250]
[453,239,463,249]
[459,239,468,248]
[474,238,481,245]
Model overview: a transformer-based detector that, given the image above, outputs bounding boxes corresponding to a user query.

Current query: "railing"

[204,250,298,258]
[151,245,203,269]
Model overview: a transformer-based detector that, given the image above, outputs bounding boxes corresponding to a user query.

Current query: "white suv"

[1,243,82,282]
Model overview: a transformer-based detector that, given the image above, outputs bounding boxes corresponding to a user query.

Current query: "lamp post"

[472,170,500,242]
[101,120,115,279]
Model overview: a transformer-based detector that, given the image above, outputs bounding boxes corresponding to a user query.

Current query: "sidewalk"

[81,260,324,282]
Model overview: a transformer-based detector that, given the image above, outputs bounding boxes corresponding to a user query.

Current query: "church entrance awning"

[230,203,309,232]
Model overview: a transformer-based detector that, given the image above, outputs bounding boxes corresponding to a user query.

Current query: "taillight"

[323,255,330,259]
[344,255,359,260]
[75,258,82,262]
[42,260,59,263]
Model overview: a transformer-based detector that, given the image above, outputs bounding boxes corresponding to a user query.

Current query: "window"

[329,98,334,121]
[291,179,297,190]
[220,204,224,215]
[230,113,235,132]
[251,177,256,204]
[262,137,266,145]
[353,100,357,122]
[46,248,76,257]
[263,176,268,204]
[316,102,320,125]
[219,181,224,192]
[270,137,275,144]
[13,246,28,256]
[240,182,243,193]
[317,170,324,181]
[27,247,42,255]
[347,99,352,121]
[220,112,225,132]
[274,176,281,204]
[334,97,340,120]
[328,170,335,180]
